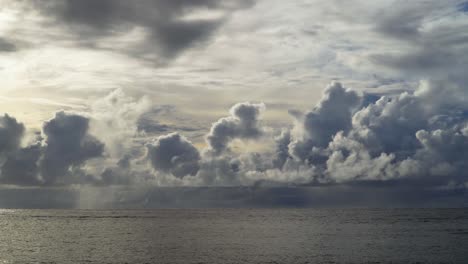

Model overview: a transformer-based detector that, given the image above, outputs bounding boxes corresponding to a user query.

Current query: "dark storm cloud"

[0,144,42,186]
[0,112,105,186]
[206,102,265,154]
[0,114,24,155]
[32,0,255,59]
[146,132,201,178]
[40,111,104,185]
[0,115,41,185]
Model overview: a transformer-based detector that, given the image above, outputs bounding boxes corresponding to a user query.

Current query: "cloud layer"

[1,78,468,194]
[1,1,468,207]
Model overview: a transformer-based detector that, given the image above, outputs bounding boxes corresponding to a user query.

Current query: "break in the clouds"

[1,0,468,207]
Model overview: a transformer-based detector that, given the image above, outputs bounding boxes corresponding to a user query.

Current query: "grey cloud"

[374,2,426,40]
[1,144,42,186]
[100,168,134,186]
[117,154,131,169]
[370,1,468,78]
[205,102,265,154]
[147,132,200,178]
[32,0,255,59]
[370,48,464,75]
[2,78,468,199]
[250,78,468,189]
[0,112,105,186]
[272,130,291,169]
[322,79,468,184]
[349,93,426,158]
[40,111,104,185]
[0,115,41,185]
[0,114,24,155]
[196,156,241,186]
[289,82,361,161]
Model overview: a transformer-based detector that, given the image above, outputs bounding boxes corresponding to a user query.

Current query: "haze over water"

[0,208,467,263]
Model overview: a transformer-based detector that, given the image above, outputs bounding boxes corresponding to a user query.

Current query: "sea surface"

[0,208,467,263]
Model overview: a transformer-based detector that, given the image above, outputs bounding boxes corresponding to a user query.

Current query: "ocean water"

[0,209,467,263]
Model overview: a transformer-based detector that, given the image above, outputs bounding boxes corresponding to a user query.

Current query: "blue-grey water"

[0,209,467,263]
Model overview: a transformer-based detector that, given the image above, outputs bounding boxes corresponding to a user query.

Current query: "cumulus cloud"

[319,79,468,185]
[288,82,361,162]
[205,102,266,154]
[0,114,25,155]
[40,111,104,185]
[0,111,108,186]
[0,115,41,185]
[90,88,151,159]
[147,133,201,178]
[0,144,42,186]
[211,78,467,190]
[2,77,468,198]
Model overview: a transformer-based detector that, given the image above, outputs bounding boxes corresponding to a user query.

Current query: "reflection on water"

[0,208,467,263]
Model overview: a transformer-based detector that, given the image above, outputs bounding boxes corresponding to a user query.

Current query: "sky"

[0,0,468,208]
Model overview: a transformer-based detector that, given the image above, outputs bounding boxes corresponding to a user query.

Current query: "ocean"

[0,208,467,263]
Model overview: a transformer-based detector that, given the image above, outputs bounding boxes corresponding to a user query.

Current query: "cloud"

[90,88,151,159]
[288,82,361,162]
[31,0,255,60]
[146,132,201,178]
[0,115,41,185]
[137,105,201,134]
[2,77,468,192]
[272,129,291,169]
[0,114,25,155]
[0,111,106,186]
[368,1,468,79]
[0,144,42,186]
[320,78,468,185]
[205,102,266,154]
[40,111,104,185]
[1,76,468,208]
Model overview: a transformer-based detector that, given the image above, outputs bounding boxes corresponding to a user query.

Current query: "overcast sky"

[0,0,468,208]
